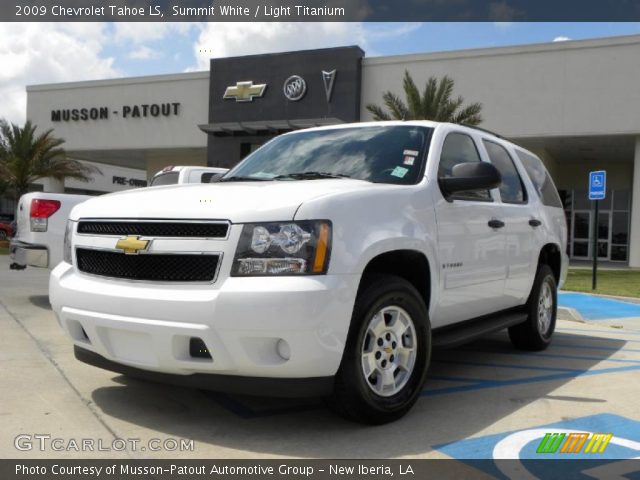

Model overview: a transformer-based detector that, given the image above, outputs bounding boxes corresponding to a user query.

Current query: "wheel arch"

[538,243,562,284]
[358,249,432,312]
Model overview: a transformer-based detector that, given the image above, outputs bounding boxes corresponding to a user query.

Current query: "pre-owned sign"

[112,176,148,187]
[51,102,181,122]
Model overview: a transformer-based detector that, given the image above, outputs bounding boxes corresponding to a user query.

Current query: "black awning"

[198,117,343,135]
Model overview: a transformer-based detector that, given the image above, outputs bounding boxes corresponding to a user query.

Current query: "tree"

[366,71,483,125]
[0,120,99,201]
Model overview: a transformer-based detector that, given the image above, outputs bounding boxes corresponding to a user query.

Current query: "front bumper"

[9,240,48,268]
[75,346,334,397]
[50,262,359,395]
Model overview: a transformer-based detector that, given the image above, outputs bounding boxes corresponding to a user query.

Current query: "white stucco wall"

[629,137,640,268]
[26,72,210,151]
[37,160,148,193]
[361,35,640,139]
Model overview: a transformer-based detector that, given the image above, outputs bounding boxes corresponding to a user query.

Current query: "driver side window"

[438,132,491,201]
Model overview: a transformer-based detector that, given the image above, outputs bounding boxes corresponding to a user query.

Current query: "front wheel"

[327,275,430,425]
[509,264,557,351]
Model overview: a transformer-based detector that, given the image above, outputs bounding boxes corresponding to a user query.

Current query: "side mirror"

[439,162,502,195]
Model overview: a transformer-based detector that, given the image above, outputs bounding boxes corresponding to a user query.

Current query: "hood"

[70,179,378,223]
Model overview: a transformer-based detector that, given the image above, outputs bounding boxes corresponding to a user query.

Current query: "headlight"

[232,221,331,276]
[63,220,74,265]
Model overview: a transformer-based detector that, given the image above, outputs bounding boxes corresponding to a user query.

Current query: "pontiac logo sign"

[223,81,267,102]
[283,75,307,101]
[115,236,150,254]
[322,70,337,103]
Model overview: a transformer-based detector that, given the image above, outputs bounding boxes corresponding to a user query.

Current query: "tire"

[327,274,431,425]
[509,264,557,351]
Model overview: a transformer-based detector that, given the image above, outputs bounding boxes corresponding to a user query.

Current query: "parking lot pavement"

[2,255,640,461]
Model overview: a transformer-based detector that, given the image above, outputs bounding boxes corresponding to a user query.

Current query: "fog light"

[189,337,212,359]
[276,339,291,361]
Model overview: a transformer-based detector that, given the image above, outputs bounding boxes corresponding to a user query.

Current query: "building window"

[564,188,630,262]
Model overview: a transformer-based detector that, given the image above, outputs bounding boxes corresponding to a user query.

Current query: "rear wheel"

[509,264,557,351]
[327,275,430,424]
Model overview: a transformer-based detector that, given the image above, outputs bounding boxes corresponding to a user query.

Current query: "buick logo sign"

[283,75,307,101]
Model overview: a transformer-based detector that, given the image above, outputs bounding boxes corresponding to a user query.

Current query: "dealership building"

[16,34,640,267]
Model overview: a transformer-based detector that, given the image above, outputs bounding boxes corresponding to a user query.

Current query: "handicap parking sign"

[589,170,606,200]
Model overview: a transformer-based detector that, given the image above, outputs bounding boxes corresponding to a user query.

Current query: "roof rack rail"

[460,124,504,139]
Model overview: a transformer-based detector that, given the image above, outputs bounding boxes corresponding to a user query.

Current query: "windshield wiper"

[273,171,352,180]
[218,176,270,182]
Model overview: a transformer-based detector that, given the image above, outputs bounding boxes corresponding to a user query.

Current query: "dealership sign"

[51,102,181,122]
[112,176,148,187]
[209,46,363,126]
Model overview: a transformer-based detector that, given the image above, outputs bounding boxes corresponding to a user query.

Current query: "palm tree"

[0,120,99,201]
[366,71,483,125]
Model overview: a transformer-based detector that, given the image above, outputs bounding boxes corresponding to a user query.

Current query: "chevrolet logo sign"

[115,235,150,254]
[223,81,267,102]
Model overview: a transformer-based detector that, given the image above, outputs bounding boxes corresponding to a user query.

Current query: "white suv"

[50,121,568,424]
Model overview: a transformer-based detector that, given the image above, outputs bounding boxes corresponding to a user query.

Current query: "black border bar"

[5,0,640,22]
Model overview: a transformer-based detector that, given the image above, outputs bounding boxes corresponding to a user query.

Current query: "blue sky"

[104,22,640,77]
[2,22,640,123]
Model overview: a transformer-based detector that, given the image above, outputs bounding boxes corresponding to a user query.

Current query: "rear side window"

[438,132,491,201]
[483,140,526,204]
[150,172,179,186]
[516,150,563,208]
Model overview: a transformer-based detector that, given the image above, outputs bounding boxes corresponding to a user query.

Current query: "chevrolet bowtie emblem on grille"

[115,235,150,254]
[223,81,267,102]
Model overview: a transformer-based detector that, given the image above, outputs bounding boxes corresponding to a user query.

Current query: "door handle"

[529,219,542,227]
[488,219,505,229]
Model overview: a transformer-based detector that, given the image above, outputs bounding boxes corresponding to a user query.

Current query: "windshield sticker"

[403,156,415,166]
[391,166,409,178]
[403,149,419,157]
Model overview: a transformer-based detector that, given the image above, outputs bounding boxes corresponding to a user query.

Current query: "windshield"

[150,172,179,186]
[223,125,433,185]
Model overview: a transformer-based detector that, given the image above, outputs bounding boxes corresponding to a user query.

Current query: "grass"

[0,248,7,255]
[563,268,640,298]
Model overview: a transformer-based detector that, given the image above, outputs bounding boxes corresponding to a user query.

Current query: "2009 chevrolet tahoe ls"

[50,121,568,424]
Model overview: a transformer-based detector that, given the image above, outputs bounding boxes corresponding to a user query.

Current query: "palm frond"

[382,92,410,120]
[422,77,439,119]
[451,102,483,126]
[366,104,392,121]
[402,70,421,119]
[0,119,96,200]
[367,72,483,126]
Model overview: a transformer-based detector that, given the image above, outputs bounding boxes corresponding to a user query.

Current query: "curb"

[557,306,585,323]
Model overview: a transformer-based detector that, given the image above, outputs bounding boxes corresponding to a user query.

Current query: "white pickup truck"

[9,166,227,270]
[49,121,568,424]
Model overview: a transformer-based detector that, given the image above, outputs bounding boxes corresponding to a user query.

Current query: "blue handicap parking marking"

[435,414,640,478]
[559,292,640,320]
